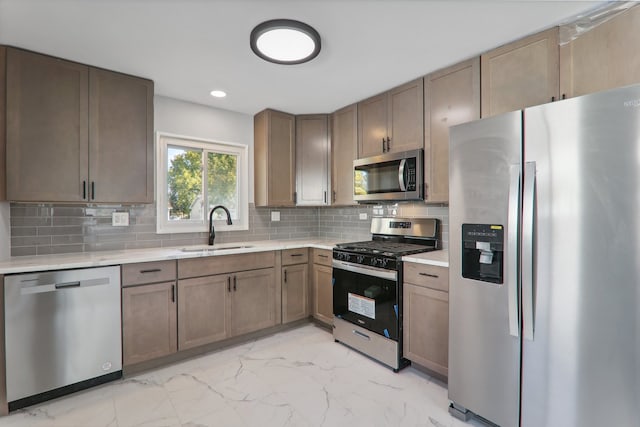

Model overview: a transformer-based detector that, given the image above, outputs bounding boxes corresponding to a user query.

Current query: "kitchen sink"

[180,245,253,253]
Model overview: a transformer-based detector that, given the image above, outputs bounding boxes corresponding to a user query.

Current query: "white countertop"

[0,239,342,275]
[402,249,449,267]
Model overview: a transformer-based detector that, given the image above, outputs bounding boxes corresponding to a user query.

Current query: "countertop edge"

[0,240,341,275]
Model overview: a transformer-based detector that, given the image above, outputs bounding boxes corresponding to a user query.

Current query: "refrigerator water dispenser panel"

[462,224,504,284]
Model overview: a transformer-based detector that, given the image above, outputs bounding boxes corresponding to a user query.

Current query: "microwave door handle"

[398,159,407,191]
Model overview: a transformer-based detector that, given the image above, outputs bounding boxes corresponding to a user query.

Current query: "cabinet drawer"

[312,249,332,266]
[403,262,448,292]
[178,251,275,279]
[282,248,309,265]
[122,260,177,286]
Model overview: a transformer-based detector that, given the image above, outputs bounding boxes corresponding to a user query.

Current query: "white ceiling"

[0,0,606,116]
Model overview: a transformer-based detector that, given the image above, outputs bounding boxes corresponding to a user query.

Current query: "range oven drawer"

[333,317,400,370]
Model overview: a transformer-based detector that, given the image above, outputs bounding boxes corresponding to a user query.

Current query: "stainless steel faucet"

[208,205,233,245]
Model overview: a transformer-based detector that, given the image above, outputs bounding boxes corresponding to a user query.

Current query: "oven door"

[332,259,399,340]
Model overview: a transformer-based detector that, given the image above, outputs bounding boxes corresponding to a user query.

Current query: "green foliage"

[167,149,238,219]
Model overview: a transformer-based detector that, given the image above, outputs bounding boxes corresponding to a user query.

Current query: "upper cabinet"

[0,47,7,201]
[5,47,154,203]
[295,114,330,206]
[560,4,640,99]
[330,104,357,206]
[254,109,296,207]
[481,27,559,117]
[358,78,424,158]
[424,58,480,203]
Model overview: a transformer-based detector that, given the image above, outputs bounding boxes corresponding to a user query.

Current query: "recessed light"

[250,19,321,65]
[210,90,227,98]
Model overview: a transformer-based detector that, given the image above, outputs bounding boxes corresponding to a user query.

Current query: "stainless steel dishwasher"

[4,266,122,411]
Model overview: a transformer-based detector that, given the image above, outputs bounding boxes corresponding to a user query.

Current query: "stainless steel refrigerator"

[448,84,640,427]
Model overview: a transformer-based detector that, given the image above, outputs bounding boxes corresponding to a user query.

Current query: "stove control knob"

[357,255,365,264]
[380,259,388,268]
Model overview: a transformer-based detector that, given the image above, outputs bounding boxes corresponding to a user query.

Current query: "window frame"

[156,132,249,234]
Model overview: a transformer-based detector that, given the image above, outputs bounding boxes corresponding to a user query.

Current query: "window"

[156,132,248,234]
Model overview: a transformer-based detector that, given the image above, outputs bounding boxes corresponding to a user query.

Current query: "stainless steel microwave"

[353,149,423,202]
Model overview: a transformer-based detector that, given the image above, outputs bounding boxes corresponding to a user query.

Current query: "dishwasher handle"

[20,277,111,295]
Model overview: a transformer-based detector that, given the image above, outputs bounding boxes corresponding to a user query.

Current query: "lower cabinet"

[281,248,310,324]
[403,262,449,377]
[231,268,277,335]
[178,274,228,350]
[122,260,178,366]
[122,281,177,366]
[312,249,333,325]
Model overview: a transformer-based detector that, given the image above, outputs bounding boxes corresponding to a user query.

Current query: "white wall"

[0,202,10,260]
[154,96,255,202]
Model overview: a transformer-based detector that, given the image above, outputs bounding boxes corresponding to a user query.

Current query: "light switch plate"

[112,212,129,227]
[359,213,368,220]
[271,211,280,222]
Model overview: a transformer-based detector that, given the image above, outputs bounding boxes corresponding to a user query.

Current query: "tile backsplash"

[10,202,448,256]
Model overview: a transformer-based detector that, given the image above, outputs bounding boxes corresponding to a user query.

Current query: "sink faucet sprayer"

[208,205,233,245]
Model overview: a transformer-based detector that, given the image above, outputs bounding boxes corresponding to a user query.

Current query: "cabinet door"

[312,264,333,325]
[387,78,424,154]
[230,268,276,336]
[481,27,559,117]
[178,275,229,350]
[6,48,89,202]
[122,281,177,366]
[424,58,480,203]
[403,283,448,377]
[560,5,640,98]
[357,93,387,158]
[295,115,329,205]
[89,68,153,203]
[282,264,309,323]
[331,104,357,206]
[271,110,296,206]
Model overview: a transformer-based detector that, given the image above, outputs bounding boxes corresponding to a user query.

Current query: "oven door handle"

[332,260,397,281]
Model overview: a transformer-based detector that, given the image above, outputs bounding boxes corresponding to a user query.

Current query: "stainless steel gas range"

[332,217,440,371]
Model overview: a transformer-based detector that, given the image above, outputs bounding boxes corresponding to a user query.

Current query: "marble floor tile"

[1,324,487,427]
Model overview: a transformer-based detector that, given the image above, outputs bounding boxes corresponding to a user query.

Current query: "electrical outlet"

[359,213,368,220]
[271,211,280,222]
[112,212,129,227]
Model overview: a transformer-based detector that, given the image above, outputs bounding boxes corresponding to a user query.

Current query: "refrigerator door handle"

[522,161,536,341]
[507,164,521,337]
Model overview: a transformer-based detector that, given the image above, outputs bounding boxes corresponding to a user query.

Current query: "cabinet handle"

[324,191,327,204]
[551,96,556,102]
[171,284,175,303]
[82,180,87,199]
[318,254,328,258]
[332,190,336,203]
[233,275,237,291]
[386,136,391,151]
[562,93,566,100]
[419,272,439,278]
[284,270,287,283]
[291,254,303,257]
[91,181,96,200]
[140,268,161,274]
[227,276,231,292]
[293,191,297,204]
[382,138,386,153]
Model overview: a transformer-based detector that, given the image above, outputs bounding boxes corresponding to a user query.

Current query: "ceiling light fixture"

[250,19,321,65]
[210,90,227,98]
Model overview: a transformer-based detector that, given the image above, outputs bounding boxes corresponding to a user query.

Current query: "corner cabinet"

[5,47,153,203]
[295,115,330,206]
[330,104,358,206]
[424,58,480,203]
[560,4,640,99]
[358,78,424,158]
[403,262,449,378]
[254,109,296,207]
[481,27,559,117]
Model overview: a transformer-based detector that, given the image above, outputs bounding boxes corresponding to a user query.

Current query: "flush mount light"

[250,19,321,65]
[210,90,227,98]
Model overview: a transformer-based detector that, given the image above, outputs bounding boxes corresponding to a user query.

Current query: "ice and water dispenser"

[461,224,504,284]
